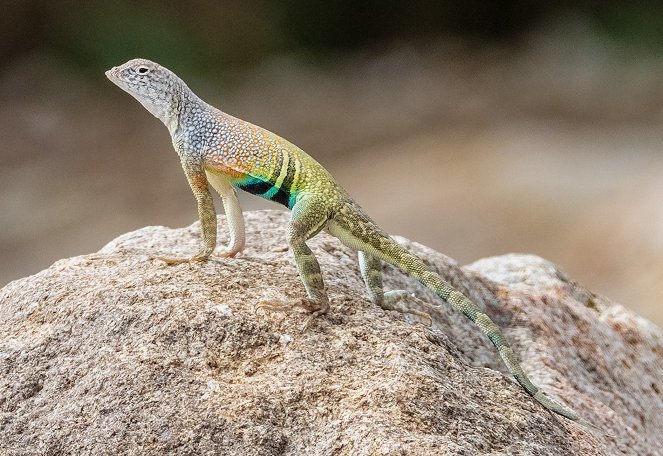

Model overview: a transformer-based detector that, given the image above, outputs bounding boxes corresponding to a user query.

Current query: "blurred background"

[1,1,662,326]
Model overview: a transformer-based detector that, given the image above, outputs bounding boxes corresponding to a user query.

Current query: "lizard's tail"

[339,222,596,428]
[392,249,598,427]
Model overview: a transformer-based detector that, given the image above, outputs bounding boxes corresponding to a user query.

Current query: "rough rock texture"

[1,210,661,455]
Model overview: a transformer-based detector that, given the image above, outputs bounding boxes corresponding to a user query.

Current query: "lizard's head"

[106,58,184,127]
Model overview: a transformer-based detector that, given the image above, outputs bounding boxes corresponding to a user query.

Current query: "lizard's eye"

[137,66,149,74]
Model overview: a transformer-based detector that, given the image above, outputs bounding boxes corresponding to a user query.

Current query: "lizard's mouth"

[105,67,119,81]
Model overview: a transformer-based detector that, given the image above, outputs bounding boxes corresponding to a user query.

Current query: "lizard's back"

[202,110,346,210]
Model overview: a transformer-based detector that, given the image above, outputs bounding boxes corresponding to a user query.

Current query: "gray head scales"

[106,58,188,128]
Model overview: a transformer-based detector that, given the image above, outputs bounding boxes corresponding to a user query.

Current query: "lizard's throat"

[137,98,178,132]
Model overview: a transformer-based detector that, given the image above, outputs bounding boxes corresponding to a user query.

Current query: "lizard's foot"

[216,248,242,258]
[380,290,433,326]
[153,253,210,265]
[256,297,329,331]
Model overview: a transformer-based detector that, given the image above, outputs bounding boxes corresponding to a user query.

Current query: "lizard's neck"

[167,88,209,137]
[137,86,182,134]
[170,89,217,154]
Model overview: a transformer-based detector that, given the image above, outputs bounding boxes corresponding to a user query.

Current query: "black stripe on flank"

[236,179,273,196]
[236,177,294,209]
[281,155,297,193]
[269,152,284,184]
[271,187,292,207]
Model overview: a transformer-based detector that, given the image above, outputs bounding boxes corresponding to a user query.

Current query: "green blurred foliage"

[1,0,661,76]
[278,0,557,46]
[54,3,208,71]
[594,3,663,53]
[2,0,288,77]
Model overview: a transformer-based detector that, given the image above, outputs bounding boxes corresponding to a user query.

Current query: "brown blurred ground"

[1,30,662,325]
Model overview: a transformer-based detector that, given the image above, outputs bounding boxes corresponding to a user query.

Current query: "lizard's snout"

[105,67,118,79]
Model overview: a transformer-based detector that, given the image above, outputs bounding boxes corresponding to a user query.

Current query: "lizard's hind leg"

[256,194,331,329]
[358,251,432,326]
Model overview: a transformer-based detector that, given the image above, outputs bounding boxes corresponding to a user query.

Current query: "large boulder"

[1,210,661,455]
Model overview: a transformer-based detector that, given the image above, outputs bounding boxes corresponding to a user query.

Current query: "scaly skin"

[106,58,596,429]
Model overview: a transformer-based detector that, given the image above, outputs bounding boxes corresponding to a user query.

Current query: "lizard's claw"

[216,249,242,258]
[381,290,433,327]
[153,256,188,265]
[153,253,210,265]
[156,246,242,263]
[255,297,329,331]
[255,298,307,313]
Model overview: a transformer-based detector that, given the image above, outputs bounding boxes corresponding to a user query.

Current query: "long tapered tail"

[329,209,596,428]
[415,264,582,419]
[361,233,595,427]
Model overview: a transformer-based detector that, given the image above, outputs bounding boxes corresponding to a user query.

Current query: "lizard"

[106,58,595,429]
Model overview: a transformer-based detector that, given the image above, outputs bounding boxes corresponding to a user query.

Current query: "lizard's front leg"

[257,194,330,328]
[205,171,245,257]
[156,162,217,265]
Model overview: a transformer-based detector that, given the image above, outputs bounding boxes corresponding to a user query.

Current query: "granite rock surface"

[1,210,661,455]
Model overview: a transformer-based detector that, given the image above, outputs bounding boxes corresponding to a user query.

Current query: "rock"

[1,210,661,455]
